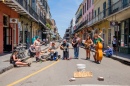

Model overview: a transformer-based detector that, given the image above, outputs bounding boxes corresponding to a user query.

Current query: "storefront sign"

[10,18,18,23]
[110,21,118,26]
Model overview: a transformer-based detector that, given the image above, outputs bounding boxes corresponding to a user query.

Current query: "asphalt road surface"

[0,46,130,86]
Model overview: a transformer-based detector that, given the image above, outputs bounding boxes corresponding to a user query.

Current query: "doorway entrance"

[3,27,12,51]
[3,15,12,52]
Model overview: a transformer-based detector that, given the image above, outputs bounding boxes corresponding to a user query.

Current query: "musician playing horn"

[93,33,104,64]
[84,35,93,60]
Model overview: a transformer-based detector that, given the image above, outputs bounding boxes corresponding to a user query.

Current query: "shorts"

[113,44,116,47]
[35,46,41,52]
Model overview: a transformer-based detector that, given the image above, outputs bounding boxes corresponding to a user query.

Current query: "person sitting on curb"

[28,45,36,58]
[48,42,58,61]
[60,39,69,60]
[104,46,113,57]
[10,50,31,67]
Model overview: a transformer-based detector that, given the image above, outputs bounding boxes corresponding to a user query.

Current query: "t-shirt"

[49,46,56,53]
[72,38,79,47]
[104,48,113,55]
[112,38,116,44]
[61,43,69,51]
[94,38,102,44]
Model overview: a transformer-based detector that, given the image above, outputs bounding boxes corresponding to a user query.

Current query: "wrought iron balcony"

[89,0,130,26]
[16,0,38,20]
[106,0,130,16]
[37,0,46,9]
[75,20,88,31]
[40,16,46,25]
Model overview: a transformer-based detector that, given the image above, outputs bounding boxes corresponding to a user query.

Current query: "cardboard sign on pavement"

[74,71,93,78]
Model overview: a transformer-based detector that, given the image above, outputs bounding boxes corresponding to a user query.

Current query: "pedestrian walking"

[72,34,80,59]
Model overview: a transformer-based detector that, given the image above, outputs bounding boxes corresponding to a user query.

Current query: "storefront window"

[121,19,129,47]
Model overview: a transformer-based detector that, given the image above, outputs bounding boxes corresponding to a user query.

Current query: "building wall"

[0,11,3,53]
[92,0,110,48]
[93,21,110,47]
[82,0,94,25]
[75,4,83,25]
[0,3,19,53]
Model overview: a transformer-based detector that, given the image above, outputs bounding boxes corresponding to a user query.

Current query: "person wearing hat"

[48,41,58,61]
[60,39,69,60]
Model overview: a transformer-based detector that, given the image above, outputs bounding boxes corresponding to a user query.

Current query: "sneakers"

[28,63,31,67]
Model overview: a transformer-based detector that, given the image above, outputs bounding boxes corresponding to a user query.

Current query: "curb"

[0,46,49,75]
[0,65,14,74]
[103,54,130,66]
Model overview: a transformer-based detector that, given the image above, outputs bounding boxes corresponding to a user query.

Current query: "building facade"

[73,0,130,54]
[0,2,19,53]
[82,0,94,39]
[75,3,83,39]
[0,0,52,54]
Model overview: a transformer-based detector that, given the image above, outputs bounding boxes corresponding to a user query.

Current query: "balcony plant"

[46,23,52,29]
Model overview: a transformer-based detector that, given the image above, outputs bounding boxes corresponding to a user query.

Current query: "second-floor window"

[98,7,100,15]
[85,3,86,13]
[89,12,91,21]
[92,9,94,19]
[95,10,96,17]
[83,5,84,15]
[87,0,89,10]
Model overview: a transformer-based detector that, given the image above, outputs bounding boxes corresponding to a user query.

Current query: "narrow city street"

[0,46,130,86]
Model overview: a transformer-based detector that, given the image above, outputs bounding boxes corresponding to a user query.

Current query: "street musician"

[93,33,104,64]
[84,35,93,60]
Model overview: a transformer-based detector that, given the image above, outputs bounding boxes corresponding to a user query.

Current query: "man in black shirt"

[60,39,69,60]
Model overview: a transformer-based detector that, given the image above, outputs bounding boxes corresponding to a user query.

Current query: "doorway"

[3,15,12,52]
[3,27,12,51]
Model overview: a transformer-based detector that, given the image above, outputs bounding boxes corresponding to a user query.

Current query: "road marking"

[7,60,60,86]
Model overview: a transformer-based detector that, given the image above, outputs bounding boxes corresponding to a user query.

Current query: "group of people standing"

[71,33,113,64]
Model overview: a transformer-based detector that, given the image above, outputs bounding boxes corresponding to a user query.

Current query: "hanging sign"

[110,21,118,26]
[10,18,18,23]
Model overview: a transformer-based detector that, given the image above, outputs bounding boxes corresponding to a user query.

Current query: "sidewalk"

[111,52,130,62]
[104,51,130,65]
[0,45,49,74]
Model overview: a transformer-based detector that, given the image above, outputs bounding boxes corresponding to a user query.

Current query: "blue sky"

[48,0,82,38]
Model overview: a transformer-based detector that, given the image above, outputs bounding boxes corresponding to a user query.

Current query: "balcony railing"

[88,0,130,27]
[40,16,46,24]
[16,0,38,20]
[74,20,88,32]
